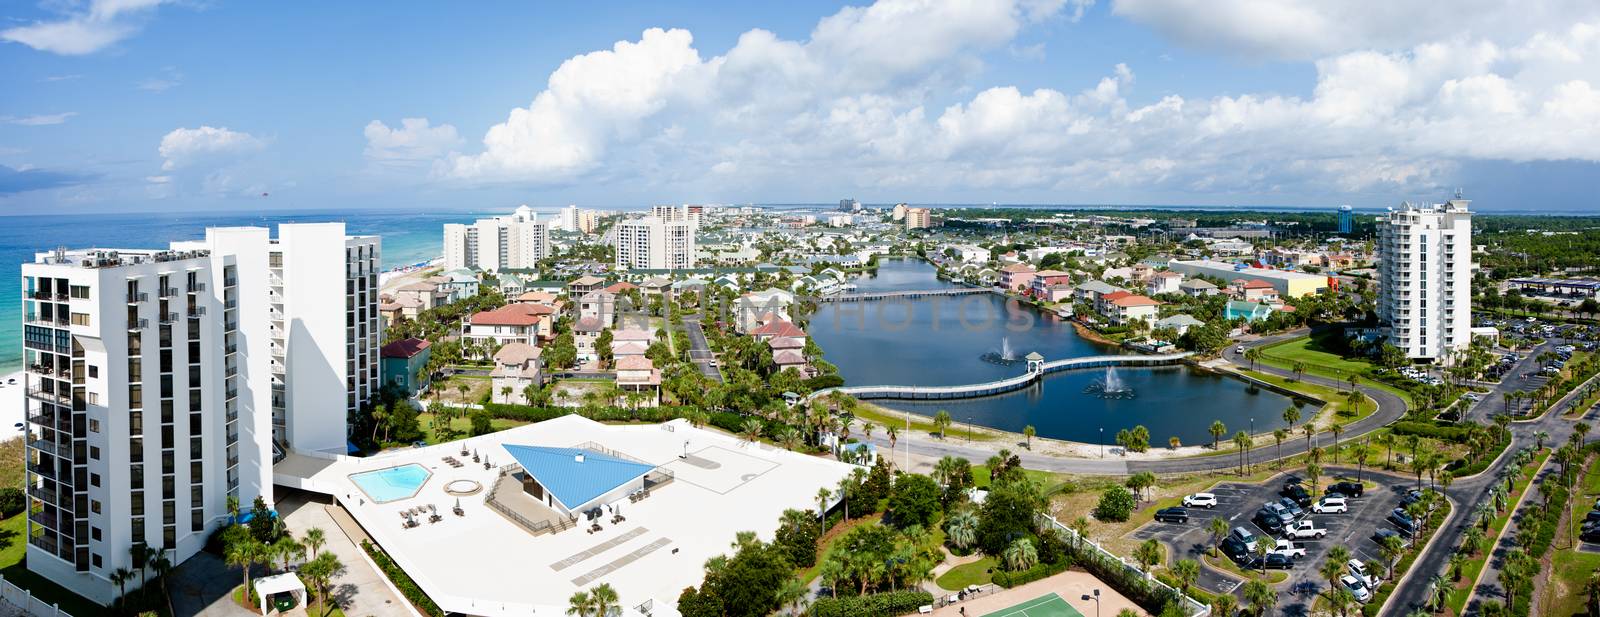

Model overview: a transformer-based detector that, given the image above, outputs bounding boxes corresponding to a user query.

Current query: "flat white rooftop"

[275,415,854,616]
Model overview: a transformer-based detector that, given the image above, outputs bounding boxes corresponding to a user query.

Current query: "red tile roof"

[604,282,637,293]
[471,304,553,326]
[1243,279,1275,289]
[1100,291,1133,302]
[750,320,806,338]
[1110,294,1161,307]
[380,338,431,359]
[1000,263,1036,273]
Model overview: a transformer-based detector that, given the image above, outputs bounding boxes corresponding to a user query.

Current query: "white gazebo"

[253,572,307,615]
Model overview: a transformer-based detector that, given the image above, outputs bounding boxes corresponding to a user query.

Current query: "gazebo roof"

[1024,351,1044,361]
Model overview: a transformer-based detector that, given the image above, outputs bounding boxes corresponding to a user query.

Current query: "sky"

[3,0,1600,215]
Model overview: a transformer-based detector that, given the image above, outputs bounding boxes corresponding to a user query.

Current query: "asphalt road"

[681,315,723,383]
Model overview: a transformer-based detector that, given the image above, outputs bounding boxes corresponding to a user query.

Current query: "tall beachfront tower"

[614,216,696,271]
[1376,199,1473,362]
[19,223,378,604]
[442,206,550,272]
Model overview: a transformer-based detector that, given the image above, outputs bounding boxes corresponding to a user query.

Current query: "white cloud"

[426,0,1600,201]
[158,126,265,171]
[2,112,78,126]
[363,118,462,165]
[1110,0,1600,60]
[1,0,174,55]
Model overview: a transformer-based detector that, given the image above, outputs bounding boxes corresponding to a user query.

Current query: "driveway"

[681,315,723,383]
[278,491,414,617]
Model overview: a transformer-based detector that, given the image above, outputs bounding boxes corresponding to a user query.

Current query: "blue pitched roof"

[501,445,654,510]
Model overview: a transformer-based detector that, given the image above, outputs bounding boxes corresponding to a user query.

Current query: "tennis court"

[981,592,1086,617]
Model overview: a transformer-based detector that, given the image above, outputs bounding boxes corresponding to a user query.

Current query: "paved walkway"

[278,491,414,617]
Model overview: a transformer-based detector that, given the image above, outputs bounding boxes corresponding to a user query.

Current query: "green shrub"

[992,560,1070,588]
[0,488,25,518]
[810,591,934,617]
[1093,486,1136,522]
[361,539,444,616]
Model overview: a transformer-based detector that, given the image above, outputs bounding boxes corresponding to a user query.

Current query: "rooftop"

[380,338,431,359]
[502,445,654,511]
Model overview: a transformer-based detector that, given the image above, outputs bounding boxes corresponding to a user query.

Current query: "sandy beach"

[0,371,24,438]
[379,256,444,294]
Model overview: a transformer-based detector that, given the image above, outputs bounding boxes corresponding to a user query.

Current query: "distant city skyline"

[5,1,1600,214]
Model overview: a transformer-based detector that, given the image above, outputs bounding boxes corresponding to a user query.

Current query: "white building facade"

[615,217,696,271]
[443,206,549,272]
[19,222,378,604]
[1377,199,1473,362]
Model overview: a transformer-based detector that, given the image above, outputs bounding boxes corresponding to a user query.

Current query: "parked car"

[1373,528,1411,548]
[1246,553,1295,570]
[1583,509,1600,524]
[1400,489,1424,508]
[1266,502,1296,526]
[1222,537,1250,562]
[1284,520,1328,539]
[1270,539,1307,559]
[1252,510,1285,535]
[1314,496,1349,514]
[1327,481,1365,497]
[1280,484,1313,507]
[1182,493,1218,508]
[1278,497,1306,520]
[1154,507,1189,523]
[1341,575,1373,603]
[1389,508,1417,535]
[1347,559,1381,586]
[1582,527,1600,543]
[1229,527,1260,552]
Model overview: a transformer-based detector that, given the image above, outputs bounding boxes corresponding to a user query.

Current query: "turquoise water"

[350,463,432,503]
[0,208,519,373]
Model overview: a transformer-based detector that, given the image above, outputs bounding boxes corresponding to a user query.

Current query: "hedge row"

[1361,502,1450,616]
[810,591,935,617]
[1389,421,1473,442]
[361,539,444,616]
[992,559,1071,588]
[1447,432,1512,478]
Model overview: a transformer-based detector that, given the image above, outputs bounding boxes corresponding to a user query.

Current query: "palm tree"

[886,425,898,458]
[1584,570,1600,617]
[225,539,266,609]
[1244,347,1260,370]
[741,418,763,443]
[1233,431,1252,474]
[1173,559,1199,597]
[946,510,978,550]
[1133,538,1161,573]
[1282,405,1301,430]
[1319,557,1345,600]
[1302,423,1316,453]
[1377,432,1395,469]
[1209,420,1227,450]
[303,527,326,559]
[1534,430,1549,450]
[1244,578,1276,615]
[932,409,952,438]
[1330,423,1344,462]
[1003,538,1039,572]
[1206,517,1229,557]
[1023,425,1036,449]
[566,590,593,617]
[1328,588,1352,617]
[302,551,344,617]
[1212,593,1237,617]
[1377,534,1405,579]
[1428,573,1450,611]
[129,544,152,599]
[110,568,133,606]
[273,534,304,571]
[1352,443,1371,481]
[776,577,809,616]
[837,476,854,521]
[589,584,619,617]
[151,547,173,603]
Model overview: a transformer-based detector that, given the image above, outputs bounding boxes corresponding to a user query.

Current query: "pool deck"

[273,415,855,616]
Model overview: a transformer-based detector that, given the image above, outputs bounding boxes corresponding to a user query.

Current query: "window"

[91,554,101,569]
[91,527,101,541]
[87,366,97,379]
[70,285,90,300]
[90,500,100,514]
[89,446,99,460]
[90,473,100,487]
[88,419,99,433]
[70,313,90,326]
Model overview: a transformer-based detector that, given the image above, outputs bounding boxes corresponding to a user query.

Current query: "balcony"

[161,287,179,298]
[24,316,69,328]
[126,292,147,304]
[25,389,70,405]
[25,364,69,379]
[28,440,59,457]
[225,321,239,332]
[225,388,238,400]
[27,410,57,426]
[224,277,238,287]
[127,318,148,330]
[188,282,206,293]
[26,460,56,479]
[186,307,206,319]
[159,312,179,324]
[26,291,68,301]
[224,299,238,310]
[225,344,238,355]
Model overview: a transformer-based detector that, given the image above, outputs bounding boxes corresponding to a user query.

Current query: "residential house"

[380,338,432,395]
[736,288,796,333]
[580,289,618,328]
[490,343,543,404]
[394,280,446,313]
[568,275,605,296]
[1146,271,1184,295]
[1179,279,1219,297]
[1234,279,1280,303]
[1102,293,1161,325]
[464,304,554,356]
[1073,280,1124,305]
[429,268,481,303]
[1225,300,1274,322]
[999,263,1037,292]
[639,276,674,298]
[1027,270,1073,299]
[1153,314,1204,337]
[574,317,604,364]
[615,356,661,406]
[750,319,807,342]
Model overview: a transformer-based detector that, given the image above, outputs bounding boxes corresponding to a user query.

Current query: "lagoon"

[808,259,1295,445]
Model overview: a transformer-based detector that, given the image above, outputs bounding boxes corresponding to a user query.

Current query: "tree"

[1125,471,1157,503]
[303,527,326,560]
[300,551,345,616]
[1173,558,1200,598]
[1233,431,1252,474]
[1023,425,1036,449]
[567,590,593,617]
[224,536,267,610]
[1319,557,1345,602]
[1133,538,1161,573]
[886,474,941,529]
[945,509,978,551]
[1243,579,1276,616]
[589,584,619,617]
[1209,420,1227,450]
[978,481,1045,554]
[1330,423,1344,462]
[1206,517,1230,557]
[932,409,953,438]
[1282,405,1301,430]
[110,568,133,606]
[1093,485,1136,522]
[1352,444,1371,482]
[1212,593,1237,617]
[1377,534,1405,579]
[1003,538,1039,572]
[469,410,493,436]
[1272,429,1287,468]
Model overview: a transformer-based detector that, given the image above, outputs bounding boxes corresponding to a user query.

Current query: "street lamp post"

[1080,589,1101,617]
[1099,427,1104,458]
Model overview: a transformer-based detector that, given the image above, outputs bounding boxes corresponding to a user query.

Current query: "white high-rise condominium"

[19,222,378,604]
[615,216,696,270]
[650,204,700,230]
[442,205,549,272]
[559,204,579,232]
[1377,198,1473,362]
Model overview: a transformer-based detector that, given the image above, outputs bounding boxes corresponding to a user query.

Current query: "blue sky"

[4,1,1599,214]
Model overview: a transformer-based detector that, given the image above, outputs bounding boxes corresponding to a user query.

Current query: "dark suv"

[1154,507,1189,523]
[1253,509,1285,535]
[1280,484,1313,507]
[1327,481,1364,497]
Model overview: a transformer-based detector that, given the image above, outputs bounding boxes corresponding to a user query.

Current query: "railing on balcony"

[161,287,179,298]
[127,318,148,330]
[26,364,70,379]
[127,291,148,303]
[26,291,69,301]
[224,277,239,287]
[24,317,70,328]
[225,388,238,400]
[225,344,238,355]
[159,312,179,324]
[187,307,206,318]
[225,299,238,310]
[225,321,239,331]
[26,389,70,405]
[188,282,206,293]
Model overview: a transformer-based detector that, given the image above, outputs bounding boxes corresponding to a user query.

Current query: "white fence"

[1040,515,1211,617]
[0,575,72,617]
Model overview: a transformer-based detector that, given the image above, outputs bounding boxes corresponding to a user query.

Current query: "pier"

[808,352,1192,401]
[817,287,993,302]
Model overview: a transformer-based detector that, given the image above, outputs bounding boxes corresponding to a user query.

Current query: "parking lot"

[1129,470,1425,613]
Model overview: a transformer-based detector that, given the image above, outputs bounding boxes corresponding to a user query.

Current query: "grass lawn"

[0,513,111,617]
[972,465,1066,491]
[1237,368,1377,427]
[0,437,24,489]
[417,412,529,445]
[936,556,997,589]
[1254,335,1416,407]
[1445,448,1549,615]
[429,374,491,405]
[1200,553,1289,585]
[1545,453,1600,617]
[852,403,997,443]
[800,514,883,584]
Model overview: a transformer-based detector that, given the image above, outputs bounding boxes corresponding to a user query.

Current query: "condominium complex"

[20,223,378,603]
[559,204,579,233]
[650,204,701,229]
[615,216,696,270]
[905,207,932,229]
[1376,199,1473,361]
[442,206,549,272]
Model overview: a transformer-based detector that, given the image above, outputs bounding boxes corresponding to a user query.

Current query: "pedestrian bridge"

[807,352,1192,401]
[817,288,993,302]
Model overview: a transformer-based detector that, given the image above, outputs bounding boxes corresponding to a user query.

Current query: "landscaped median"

[1444,447,1550,615]
[361,539,444,616]
[1545,445,1600,616]
[1363,492,1453,617]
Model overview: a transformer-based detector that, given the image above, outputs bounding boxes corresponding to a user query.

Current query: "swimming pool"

[350,464,432,503]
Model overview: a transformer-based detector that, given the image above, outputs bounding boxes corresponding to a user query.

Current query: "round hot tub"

[443,479,483,496]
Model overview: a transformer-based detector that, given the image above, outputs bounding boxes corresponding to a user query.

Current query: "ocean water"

[0,208,496,373]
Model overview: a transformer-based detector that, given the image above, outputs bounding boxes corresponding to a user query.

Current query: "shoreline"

[379,256,445,294]
[0,371,23,440]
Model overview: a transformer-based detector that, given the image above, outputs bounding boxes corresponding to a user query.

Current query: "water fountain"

[1084,366,1136,399]
[980,337,1025,365]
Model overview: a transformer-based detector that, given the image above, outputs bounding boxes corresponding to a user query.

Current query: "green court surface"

[981,592,1086,617]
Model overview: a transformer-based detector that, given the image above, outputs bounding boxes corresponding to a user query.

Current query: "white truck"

[1270,539,1307,560]
[1284,520,1328,539]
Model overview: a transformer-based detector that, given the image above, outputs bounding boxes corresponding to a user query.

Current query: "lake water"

[809,259,1295,445]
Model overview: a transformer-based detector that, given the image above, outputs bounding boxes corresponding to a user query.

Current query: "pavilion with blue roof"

[501,444,660,516]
